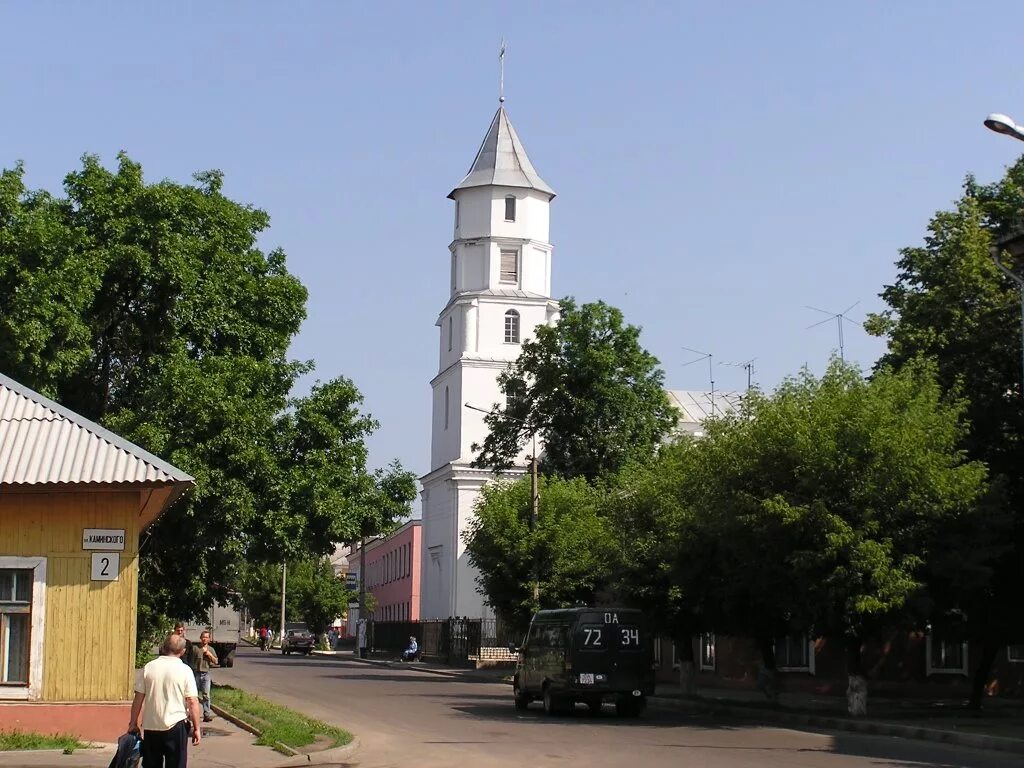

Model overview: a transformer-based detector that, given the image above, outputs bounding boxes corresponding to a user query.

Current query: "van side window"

[527,623,544,649]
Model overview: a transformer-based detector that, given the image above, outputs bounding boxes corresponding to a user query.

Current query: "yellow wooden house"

[0,371,192,731]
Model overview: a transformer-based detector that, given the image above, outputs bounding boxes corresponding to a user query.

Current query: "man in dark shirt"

[186,630,218,722]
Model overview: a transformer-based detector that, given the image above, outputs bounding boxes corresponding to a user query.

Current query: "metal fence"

[367,617,523,665]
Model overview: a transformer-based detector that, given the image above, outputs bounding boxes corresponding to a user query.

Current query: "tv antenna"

[682,346,717,416]
[806,302,862,362]
[723,357,757,391]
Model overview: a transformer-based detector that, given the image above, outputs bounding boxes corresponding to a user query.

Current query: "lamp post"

[465,402,540,606]
[983,112,1024,389]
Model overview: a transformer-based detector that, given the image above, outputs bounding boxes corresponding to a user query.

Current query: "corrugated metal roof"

[449,106,555,199]
[666,390,744,435]
[0,371,194,486]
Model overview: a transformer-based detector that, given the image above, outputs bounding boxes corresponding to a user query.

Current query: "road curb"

[648,695,1024,755]
[275,737,361,767]
[210,704,300,757]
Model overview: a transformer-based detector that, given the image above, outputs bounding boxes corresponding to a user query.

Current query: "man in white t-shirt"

[129,633,202,767]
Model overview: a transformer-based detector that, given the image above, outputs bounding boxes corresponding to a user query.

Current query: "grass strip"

[0,730,87,752]
[213,685,351,754]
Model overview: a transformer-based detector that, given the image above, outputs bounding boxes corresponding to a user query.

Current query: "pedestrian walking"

[186,630,218,722]
[129,633,202,767]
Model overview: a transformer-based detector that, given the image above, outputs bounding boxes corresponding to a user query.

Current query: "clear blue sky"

[2,2,1023,478]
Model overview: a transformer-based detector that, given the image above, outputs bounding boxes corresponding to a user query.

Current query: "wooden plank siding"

[0,490,141,701]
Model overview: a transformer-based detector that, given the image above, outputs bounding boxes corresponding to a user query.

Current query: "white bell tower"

[419,104,557,620]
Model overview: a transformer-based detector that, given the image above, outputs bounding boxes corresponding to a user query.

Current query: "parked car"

[510,607,655,716]
[281,622,315,655]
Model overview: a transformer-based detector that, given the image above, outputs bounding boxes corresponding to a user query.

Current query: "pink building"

[363,520,421,621]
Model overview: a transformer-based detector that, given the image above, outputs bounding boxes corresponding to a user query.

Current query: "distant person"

[130,633,201,767]
[187,630,218,722]
[402,636,419,662]
[258,625,269,651]
[173,621,191,657]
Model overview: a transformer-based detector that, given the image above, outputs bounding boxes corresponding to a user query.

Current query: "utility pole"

[358,535,367,658]
[529,432,539,607]
[279,561,287,647]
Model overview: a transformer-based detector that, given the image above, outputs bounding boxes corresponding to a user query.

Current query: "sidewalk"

[326,650,1024,755]
[0,715,358,768]
[650,683,1024,755]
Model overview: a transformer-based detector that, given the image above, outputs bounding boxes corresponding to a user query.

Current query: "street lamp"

[984,113,1024,142]
[465,402,540,605]
[983,111,1024,389]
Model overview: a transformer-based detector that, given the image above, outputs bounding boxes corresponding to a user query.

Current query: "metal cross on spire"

[499,39,507,103]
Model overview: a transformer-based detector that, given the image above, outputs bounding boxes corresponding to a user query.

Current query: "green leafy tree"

[866,166,1024,707]
[604,446,711,695]
[463,475,614,631]
[472,298,677,481]
[674,360,986,714]
[239,558,351,635]
[0,154,413,634]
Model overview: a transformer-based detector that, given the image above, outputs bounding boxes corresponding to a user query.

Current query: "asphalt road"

[216,646,1023,768]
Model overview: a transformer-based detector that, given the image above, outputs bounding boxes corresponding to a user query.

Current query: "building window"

[505,195,516,222]
[455,200,460,230]
[0,558,45,699]
[447,317,453,352]
[926,634,968,675]
[1009,645,1024,663]
[775,634,813,672]
[444,386,449,430]
[451,252,457,293]
[500,249,518,283]
[700,633,716,671]
[504,310,520,344]
[0,570,31,685]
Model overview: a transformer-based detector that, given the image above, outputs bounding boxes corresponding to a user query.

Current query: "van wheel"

[616,695,645,718]
[543,687,567,716]
[513,681,530,711]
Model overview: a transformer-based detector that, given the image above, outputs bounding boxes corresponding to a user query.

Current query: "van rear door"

[573,611,651,689]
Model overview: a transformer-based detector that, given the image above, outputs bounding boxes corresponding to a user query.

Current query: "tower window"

[500,249,518,283]
[505,195,516,222]
[451,252,457,292]
[455,200,460,229]
[504,310,521,344]
[447,316,453,351]
[444,386,450,429]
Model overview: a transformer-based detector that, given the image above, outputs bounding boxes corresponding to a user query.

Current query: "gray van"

[510,607,655,716]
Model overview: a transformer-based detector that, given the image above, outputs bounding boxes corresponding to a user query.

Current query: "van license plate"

[579,673,595,685]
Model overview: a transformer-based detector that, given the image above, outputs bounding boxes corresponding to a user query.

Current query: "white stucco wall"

[454,187,550,244]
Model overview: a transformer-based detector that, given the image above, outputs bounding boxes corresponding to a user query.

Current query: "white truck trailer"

[185,601,241,667]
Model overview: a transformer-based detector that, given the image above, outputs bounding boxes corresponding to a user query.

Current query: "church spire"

[448,106,555,200]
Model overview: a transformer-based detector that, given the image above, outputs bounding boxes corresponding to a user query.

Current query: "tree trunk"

[757,638,779,703]
[845,636,868,717]
[675,636,697,698]
[968,639,999,710]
